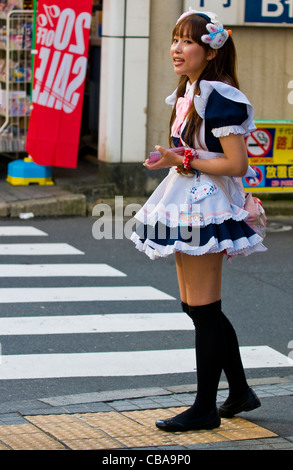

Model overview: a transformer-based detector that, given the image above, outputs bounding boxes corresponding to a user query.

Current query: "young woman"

[131,10,265,432]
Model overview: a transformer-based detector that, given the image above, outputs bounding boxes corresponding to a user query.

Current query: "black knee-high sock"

[183,301,249,397]
[220,311,249,398]
[185,300,226,417]
[181,301,189,314]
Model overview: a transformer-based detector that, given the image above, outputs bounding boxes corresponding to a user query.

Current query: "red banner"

[26,0,93,168]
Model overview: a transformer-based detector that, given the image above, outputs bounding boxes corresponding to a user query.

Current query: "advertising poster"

[26,0,93,168]
[243,122,293,192]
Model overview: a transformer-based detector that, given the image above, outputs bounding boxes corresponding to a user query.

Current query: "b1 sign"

[186,0,293,25]
[245,0,293,24]
[26,0,93,168]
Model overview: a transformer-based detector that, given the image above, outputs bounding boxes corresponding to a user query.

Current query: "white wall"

[98,0,150,163]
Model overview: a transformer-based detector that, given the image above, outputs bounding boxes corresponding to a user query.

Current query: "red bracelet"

[183,149,196,171]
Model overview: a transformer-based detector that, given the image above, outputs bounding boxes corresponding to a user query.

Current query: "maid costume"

[131,80,267,260]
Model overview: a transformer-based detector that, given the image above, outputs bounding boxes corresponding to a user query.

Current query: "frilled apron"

[130,150,266,260]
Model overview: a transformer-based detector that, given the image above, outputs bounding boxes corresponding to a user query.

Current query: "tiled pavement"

[0,378,292,450]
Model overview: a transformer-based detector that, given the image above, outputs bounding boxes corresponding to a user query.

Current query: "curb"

[1,184,293,218]
[0,376,291,418]
[2,197,293,219]
[0,194,87,218]
[262,200,293,217]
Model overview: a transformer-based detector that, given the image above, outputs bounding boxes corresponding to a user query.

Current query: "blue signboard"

[245,0,293,24]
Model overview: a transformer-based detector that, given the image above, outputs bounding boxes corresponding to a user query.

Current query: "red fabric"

[26,0,93,168]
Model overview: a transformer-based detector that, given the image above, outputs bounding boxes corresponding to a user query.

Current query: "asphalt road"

[0,215,292,406]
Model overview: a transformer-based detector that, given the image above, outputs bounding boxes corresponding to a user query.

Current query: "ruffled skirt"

[130,168,267,260]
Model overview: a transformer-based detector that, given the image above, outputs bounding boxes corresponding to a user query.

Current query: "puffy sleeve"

[194,80,256,140]
[206,90,251,138]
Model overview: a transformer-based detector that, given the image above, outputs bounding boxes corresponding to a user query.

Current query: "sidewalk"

[0,377,292,451]
[0,158,92,218]
[1,156,293,218]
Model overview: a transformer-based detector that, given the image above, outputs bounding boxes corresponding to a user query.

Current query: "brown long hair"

[169,14,239,147]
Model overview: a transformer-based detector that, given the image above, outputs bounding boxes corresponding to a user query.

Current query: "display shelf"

[0,8,32,153]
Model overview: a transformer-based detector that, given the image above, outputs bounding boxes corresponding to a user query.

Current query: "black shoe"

[155,408,221,432]
[219,387,261,418]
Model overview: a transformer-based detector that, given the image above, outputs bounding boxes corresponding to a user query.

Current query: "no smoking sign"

[246,129,274,158]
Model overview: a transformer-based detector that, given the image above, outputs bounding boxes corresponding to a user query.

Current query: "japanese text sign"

[26,0,93,168]
[243,122,293,192]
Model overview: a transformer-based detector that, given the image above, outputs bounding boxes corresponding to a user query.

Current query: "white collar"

[185,80,197,97]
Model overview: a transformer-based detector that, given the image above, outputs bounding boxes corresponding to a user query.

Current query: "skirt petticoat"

[130,168,267,260]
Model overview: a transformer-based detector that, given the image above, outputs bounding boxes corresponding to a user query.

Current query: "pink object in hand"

[149,147,185,163]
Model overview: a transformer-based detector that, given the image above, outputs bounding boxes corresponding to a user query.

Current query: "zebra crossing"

[0,224,292,383]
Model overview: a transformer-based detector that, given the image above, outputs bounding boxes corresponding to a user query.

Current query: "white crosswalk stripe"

[0,347,292,381]
[0,225,292,384]
[0,243,84,255]
[0,264,126,277]
[0,226,47,236]
[0,313,192,335]
[0,286,175,303]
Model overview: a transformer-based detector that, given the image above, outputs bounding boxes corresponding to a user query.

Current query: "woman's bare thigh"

[175,251,224,307]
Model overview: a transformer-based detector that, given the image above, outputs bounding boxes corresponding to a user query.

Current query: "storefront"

[0,0,103,158]
[0,0,292,195]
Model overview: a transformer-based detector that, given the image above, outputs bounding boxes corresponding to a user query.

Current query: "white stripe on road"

[0,227,48,236]
[0,287,175,303]
[241,346,293,369]
[0,347,291,380]
[0,264,126,278]
[0,313,191,335]
[0,244,84,255]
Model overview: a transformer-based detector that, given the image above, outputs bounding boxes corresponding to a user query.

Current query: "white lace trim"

[212,125,247,138]
[134,205,249,229]
[130,232,267,261]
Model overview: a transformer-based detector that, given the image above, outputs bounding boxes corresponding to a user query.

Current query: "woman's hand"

[144,146,183,170]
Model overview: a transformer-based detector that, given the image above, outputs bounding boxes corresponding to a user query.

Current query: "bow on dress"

[172,96,192,137]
